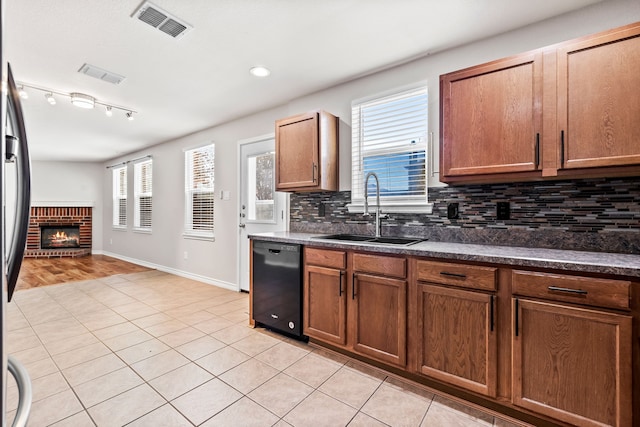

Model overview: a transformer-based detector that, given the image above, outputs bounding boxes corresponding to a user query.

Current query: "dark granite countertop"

[249,231,640,278]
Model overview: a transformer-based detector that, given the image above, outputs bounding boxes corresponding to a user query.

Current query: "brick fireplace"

[25,206,92,258]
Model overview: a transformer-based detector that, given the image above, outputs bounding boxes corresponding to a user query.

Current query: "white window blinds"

[185,144,215,237]
[351,86,428,209]
[134,159,153,230]
[112,166,127,227]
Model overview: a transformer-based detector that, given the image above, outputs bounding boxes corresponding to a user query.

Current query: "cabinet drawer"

[512,270,630,310]
[353,253,406,279]
[305,247,346,269]
[416,260,496,291]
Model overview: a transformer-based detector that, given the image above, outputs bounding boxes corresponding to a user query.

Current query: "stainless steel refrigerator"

[1,1,33,424]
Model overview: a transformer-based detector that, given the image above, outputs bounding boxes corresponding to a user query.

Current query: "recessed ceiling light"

[249,66,271,77]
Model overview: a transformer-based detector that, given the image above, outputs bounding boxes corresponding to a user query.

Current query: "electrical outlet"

[109,238,113,245]
[183,251,188,260]
[318,204,326,217]
[497,201,510,220]
[447,203,459,219]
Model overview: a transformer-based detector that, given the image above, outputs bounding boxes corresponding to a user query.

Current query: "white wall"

[29,161,104,250]
[102,107,289,289]
[102,0,640,289]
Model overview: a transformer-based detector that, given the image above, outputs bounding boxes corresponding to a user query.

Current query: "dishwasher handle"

[268,249,281,254]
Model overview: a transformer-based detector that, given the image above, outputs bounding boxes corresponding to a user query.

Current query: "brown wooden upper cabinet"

[440,21,640,184]
[275,110,338,192]
[440,52,543,182]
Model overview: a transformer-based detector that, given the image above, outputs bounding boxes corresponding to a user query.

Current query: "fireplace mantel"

[31,201,95,207]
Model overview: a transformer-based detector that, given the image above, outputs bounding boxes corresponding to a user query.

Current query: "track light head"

[18,85,28,99]
[45,92,56,105]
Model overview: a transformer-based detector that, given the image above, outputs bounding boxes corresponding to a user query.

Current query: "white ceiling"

[6,0,602,162]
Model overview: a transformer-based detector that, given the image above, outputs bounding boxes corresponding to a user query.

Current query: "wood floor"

[16,255,151,291]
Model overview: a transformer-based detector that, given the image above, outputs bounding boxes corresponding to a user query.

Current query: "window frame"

[184,143,215,240]
[133,158,153,233]
[112,165,127,229]
[348,84,433,214]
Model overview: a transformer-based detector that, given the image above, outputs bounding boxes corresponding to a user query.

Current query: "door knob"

[239,223,246,228]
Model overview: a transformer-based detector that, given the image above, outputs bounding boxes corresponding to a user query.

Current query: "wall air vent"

[132,1,193,39]
[78,64,126,85]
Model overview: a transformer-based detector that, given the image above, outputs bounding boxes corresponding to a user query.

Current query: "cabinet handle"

[312,163,317,182]
[490,295,494,332]
[514,298,519,337]
[560,130,565,167]
[439,271,466,279]
[339,271,344,296]
[352,273,357,299]
[548,286,588,295]
[534,133,540,169]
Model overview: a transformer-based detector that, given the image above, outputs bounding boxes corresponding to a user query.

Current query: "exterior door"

[238,135,288,291]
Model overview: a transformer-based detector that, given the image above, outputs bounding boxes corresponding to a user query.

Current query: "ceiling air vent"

[78,63,126,85]
[132,1,192,39]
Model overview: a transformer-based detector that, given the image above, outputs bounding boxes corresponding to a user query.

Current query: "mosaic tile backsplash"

[289,177,640,254]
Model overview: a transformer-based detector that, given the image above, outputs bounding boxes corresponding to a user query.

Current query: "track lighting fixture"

[15,82,137,120]
[45,92,56,105]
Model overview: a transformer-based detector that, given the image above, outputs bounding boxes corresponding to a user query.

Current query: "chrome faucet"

[363,172,386,238]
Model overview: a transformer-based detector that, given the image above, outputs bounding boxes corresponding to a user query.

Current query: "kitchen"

[2,0,640,426]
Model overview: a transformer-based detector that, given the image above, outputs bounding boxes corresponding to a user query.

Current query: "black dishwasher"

[252,240,304,339]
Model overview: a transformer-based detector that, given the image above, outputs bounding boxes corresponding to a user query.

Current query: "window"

[112,165,127,228]
[247,152,275,222]
[184,144,215,238]
[349,85,431,213]
[134,158,153,231]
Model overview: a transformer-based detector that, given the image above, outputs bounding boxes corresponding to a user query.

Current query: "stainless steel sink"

[312,234,423,246]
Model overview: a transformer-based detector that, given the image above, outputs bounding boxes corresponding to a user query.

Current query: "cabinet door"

[512,299,632,427]
[275,112,319,190]
[303,265,347,345]
[557,24,640,170]
[352,273,406,367]
[417,283,497,397]
[440,52,542,180]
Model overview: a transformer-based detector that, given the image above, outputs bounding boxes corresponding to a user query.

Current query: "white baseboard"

[99,250,240,292]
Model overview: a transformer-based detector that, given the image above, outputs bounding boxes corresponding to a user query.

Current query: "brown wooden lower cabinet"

[352,272,406,366]
[304,248,407,368]
[512,298,632,427]
[304,264,347,346]
[416,283,497,397]
[301,246,637,427]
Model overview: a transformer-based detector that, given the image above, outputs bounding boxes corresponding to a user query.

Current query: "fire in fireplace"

[40,226,80,249]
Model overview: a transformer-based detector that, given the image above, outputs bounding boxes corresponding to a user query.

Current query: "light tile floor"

[5,270,529,426]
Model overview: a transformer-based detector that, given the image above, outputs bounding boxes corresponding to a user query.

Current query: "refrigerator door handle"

[5,64,31,301]
[7,355,32,427]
